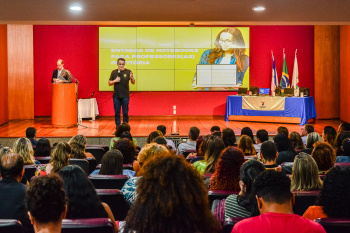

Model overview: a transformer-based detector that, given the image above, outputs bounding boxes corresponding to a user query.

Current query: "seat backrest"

[85,147,107,164]
[123,163,133,171]
[208,190,239,208]
[222,217,246,233]
[96,189,130,221]
[293,190,320,215]
[69,159,90,174]
[335,163,350,167]
[315,218,350,233]
[61,218,114,233]
[89,175,129,189]
[0,219,23,233]
[86,157,98,175]
[24,164,37,181]
[34,156,51,164]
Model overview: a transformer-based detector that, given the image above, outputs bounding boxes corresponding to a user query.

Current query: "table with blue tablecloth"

[225,96,317,125]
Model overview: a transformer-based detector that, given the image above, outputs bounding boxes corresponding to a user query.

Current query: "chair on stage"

[0,219,23,233]
[314,218,350,233]
[96,189,130,221]
[24,164,37,181]
[69,159,89,174]
[89,175,129,190]
[292,190,320,216]
[222,217,246,233]
[61,218,114,233]
[86,146,107,164]
[208,190,239,208]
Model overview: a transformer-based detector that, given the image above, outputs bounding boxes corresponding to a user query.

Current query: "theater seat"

[183,149,196,158]
[0,219,23,233]
[208,190,239,208]
[24,164,37,181]
[89,175,129,189]
[222,217,246,233]
[86,146,107,164]
[69,159,90,174]
[293,190,320,216]
[334,163,350,167]
[34,156,51,164]
[314,218,350,233]
[96,189,130,221]
[61,218,114,233]
[87,157,98,174]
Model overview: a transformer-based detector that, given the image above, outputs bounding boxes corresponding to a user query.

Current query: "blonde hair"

[69,134,87,159]
[138,143,169,167]
[13,137,35,165]
[238,135,256,155]
[50,142,71,173]
[291,152,322,191]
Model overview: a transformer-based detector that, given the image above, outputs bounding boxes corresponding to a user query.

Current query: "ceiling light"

[252,6,265,12]
[70,6,82,11]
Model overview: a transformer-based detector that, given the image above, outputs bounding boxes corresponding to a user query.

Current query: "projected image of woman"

[193,27,249,88]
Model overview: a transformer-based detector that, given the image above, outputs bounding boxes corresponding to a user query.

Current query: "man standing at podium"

[108,58,135,132]
[51,59,72,83]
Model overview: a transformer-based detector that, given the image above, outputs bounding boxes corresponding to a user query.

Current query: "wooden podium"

[52,83,77,127]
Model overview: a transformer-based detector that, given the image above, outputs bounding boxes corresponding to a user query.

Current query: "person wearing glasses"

[108,58,135,132]
[51,59,73,84]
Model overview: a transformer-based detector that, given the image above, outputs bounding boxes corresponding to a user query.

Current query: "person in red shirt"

[232,170,326,233]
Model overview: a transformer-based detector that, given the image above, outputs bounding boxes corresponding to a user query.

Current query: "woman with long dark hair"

[34,138,52,157]
[274,133,297,165]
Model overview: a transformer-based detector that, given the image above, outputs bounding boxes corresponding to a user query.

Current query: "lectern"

[52,83,77,127]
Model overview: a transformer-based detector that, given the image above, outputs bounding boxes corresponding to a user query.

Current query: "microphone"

[90,91,95,98]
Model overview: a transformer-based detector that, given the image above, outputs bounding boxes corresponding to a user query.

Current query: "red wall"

[33,25,314,116]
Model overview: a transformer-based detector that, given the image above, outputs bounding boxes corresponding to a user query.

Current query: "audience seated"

[176,126,200,156]
[91,149,135,177]
[254,129,268,154]
[237,135,256,156]
[193,136,225,174]
[0,153,34,233]
[33,138,52,157]
[209,147,245,191]
[232,170,326,233]
[214,160,265,224]
[274,133,297,165]
[303,166,350,220]
[240,127,255,144]
[311,142,336,174]
[277,126,289,137]
[335,138,350,163]
[337,122,350,134]
[303,132,322,154]
[114,138,138,171]
[289,131,305,152]
[121,143,170,206]
[26,127,37,147]
[146,130,164,144]
[69,134,94,159]
[301,124,315,146]
[110,122,137,149]
[59,165,118,232]
[334,131,350,154]
[260,141,280,170]
[322,126,337,148]
[13,137,39,165]
[222,128,237,147]
[123,154,221,233]
[211,125,222,137]
[36,142,70,176]
[291,152,322,191]
[26,175,67,233]
[157,125,176,150]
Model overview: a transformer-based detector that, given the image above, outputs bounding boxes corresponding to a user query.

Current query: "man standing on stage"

[109,58,135,132]
[51,59,73,83]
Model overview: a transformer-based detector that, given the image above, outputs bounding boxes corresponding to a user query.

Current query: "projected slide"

[99,27,249,91]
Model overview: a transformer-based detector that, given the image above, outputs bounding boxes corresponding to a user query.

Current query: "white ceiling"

[0,0,349,25]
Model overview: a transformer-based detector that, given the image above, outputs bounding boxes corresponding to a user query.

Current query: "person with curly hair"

[193,136,225,174]
[59,165,118,232]
[26,175,67,233]
[37,142,71,176]
[34,138,52,157]
[213,159,265,224]
[69,134,94,159]
[274,133,297,165]
[121,143,170,206]
[322,126,337,148]
[289,131,305,152]
[311,142,336,174]
[233,170,326,233]
[110,122,138,149]
[209,147,245,191]
[237,135,256,156]
[123,154,221,233]
[114,138,137,165]
[291,153,322,191]
[222,128,237,147]
[303,166,350,220]
[13,137,39,165]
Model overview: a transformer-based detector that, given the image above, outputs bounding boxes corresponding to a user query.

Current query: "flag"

[280,51,290,88]
[291,51,299,89]
[271,53,278,93]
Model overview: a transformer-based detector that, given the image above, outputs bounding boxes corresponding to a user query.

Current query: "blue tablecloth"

[225,96,317,125]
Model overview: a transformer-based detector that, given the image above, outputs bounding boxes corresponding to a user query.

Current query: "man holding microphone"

[108,58,135,133]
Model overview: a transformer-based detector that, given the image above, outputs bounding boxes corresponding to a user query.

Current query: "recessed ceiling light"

[70,6,82,11]
[252,6,265,12]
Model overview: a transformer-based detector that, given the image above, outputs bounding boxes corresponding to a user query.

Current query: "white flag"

[291,51,299,89]
[271,53,278,93]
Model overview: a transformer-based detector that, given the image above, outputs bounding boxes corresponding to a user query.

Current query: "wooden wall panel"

[340,26,350,123]
[0,25,8,125]
[7,25,34,120]
[314,26,340,119]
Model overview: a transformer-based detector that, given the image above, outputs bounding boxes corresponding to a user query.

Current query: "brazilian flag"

[280,54,290,88]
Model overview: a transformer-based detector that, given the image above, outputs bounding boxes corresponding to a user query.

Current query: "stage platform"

[0,116,341,147]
